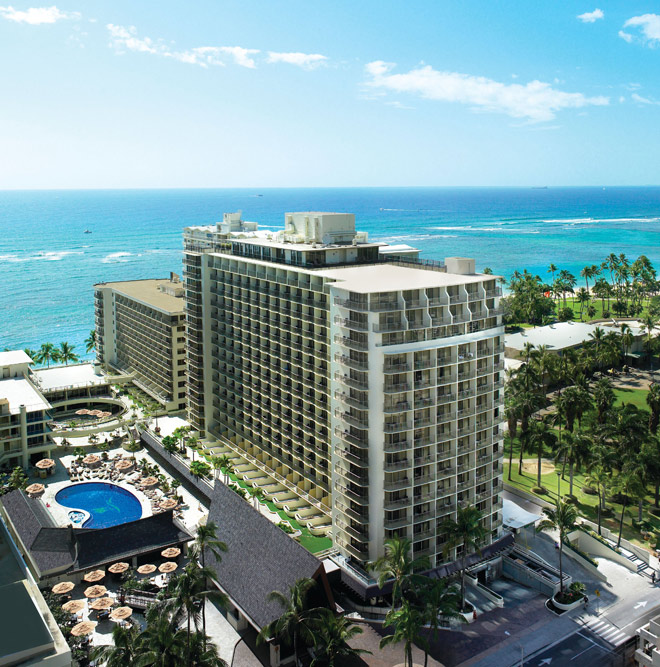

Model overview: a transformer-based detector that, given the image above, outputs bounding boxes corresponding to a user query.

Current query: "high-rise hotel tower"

[184,212,505,568]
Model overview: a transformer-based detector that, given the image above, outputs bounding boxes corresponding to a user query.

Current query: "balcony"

[384,421,412,433]
[335,317,368,332]
[374,321,405,333]
[384,459,412,472]
[384,440,411,453]
[383,362,411,373]
[385,496,411,510]
[384,477,410,491]
[334,335,368,351]
[335,391,369,410]
[449,294,466,304]
[384,383,412,394]
[335,373,369,391]
[383,402,411,414]
[384,515,410,529]
[371,301,400,312]
[335,355,369,372]
[334,428,369,449]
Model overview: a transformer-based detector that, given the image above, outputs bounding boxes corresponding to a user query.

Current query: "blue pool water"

[56,482,142,528]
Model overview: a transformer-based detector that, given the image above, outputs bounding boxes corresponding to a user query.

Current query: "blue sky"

[1,1,659,187]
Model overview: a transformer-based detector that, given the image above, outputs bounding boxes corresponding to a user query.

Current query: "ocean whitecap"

[101,251,133,264]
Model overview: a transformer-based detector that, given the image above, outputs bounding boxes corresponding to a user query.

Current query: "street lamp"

[556,471,561,501]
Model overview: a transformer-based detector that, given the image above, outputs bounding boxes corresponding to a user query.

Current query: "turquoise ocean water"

[2,186,660,358]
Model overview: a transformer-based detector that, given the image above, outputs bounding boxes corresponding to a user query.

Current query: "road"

[524,630,613,666]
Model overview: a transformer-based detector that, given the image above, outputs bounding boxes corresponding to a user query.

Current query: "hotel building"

[0,351,52,470]
[94,277,187,412]
[184,212,505,567]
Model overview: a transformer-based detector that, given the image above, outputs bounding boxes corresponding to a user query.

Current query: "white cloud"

[364,61,609,122]
[620,14,660,46]
[107,24,259,68]
[577,9,604,23]
[632,92,660,105]
[0,5,78,24]
[267,51,328,69]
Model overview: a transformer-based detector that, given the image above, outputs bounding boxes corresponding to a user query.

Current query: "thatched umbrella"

[52,581,75,595]
[25,483,45,496]
[137,564,156,575]
[108,562,129,574]
[158,561,178,574]
[75,409,89,415]
[70,621,97,637]
[82,454,101,467]
[141,476,158,487]
[159,498,178,511]
[35,458,55,470]
[83,570,105,583]
[89,597,115,611]
[62,599,86,614]
[115,459,134,471]
[84,585,108,599]
[109,607,133,622]
[160,547,181,559]
[100,411,113,418]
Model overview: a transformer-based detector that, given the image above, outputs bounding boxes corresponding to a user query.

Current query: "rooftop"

[505,321,603,352]
[95,278,184,314]
[32,363,108,392]
[0,350,33,367]
[321,262,490,293]
[0,377,51,414]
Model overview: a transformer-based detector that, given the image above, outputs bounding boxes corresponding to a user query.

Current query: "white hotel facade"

[184,212,505,567]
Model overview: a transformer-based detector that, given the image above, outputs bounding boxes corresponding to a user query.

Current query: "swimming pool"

[55,482,142,528]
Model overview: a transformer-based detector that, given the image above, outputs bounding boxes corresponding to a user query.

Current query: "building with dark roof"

[0,490,193,583]
[206,482,335,667]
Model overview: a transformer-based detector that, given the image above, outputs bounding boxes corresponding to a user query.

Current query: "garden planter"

[552,594,585,611]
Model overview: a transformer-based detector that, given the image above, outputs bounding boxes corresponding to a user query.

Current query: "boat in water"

[84,229,92,234]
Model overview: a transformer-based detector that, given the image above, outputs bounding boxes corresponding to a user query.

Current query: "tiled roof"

[206,482,325,630]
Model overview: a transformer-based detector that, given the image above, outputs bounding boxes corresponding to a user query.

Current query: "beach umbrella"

[108,562,130,574]
[25,483,45,495]
[70,620,97,637]
[89,597,115,611]
[160,547,181,559]
[101,411,112,418]
[62,599,86,614]
[83,570,105,583]
[109,606,133,622]
[52,581,75,595]
[137,564,156,575]
[84,585,107,599]
[159,499,178,511]
[141,476,158,487]
[158,561,178,573]
[115,459,134,471]
[35,458,55,470]
[82,454,100,466]
[89,410,103,417]
[75,409,88,415]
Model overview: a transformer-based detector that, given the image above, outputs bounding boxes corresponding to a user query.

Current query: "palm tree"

[612,468,646,548]
[554,431,589,496]
[379,600,427,667]
[192,520,227,570]
[85,329,97,353]
[248,486,265,509]
[186,631,228,666]
[528,419,557,491]
[211,455,227,482]
[419,578,464,667]
[536,499,578,595]
[258,577,325,667]
[91,622,141,666]
[440,505,486,611]
[548,263,558,294]
[134,616,189,667]
[592,378,615,424]
[36,342,57,368]
[648,383,660,434]
[368,535,430,606]
[23,347,38,361]
[310,612,371,667]
[584,466,611,535]
[58,341,79,365]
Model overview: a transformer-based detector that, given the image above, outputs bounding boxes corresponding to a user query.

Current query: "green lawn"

[560,296,650,323]
[613,386,650,410]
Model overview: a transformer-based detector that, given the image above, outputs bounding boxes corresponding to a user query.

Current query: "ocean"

[2,186,660,358]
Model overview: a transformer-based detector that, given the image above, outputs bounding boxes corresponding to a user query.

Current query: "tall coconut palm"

[592,378,615,425]
[186,632,228,666]
[134,616,189,667]
[612,468,646,548]
[192,520,227,570]
[536,499,578,595]
[58,341,79,365]
[528,418,557,491]
[36,342,58,368]
[504,398,520,482]
[584,466,611,535]
[91,622,141,666]
[548,264,558,295]
[379,600,427,667]
[258,577,325,667]
[310,612,371,667]
[419,578,464,667]
[648,383,660,434]
[23,348,38,362]
[85,329,97,353]
[368,535,430,606]
[554,431,590,496]
[440,505,486,611]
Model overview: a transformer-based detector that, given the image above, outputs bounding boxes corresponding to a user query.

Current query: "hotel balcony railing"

[334,464,368,485]
[449,294,467,304]
[335,411,369,430]
[384,459,412,472]
[336,518,369,541]
[384,440,411,453]
[436,467,455,478]
[335,391,369,410]
[335,483,369,505]
[384,496,411,510]
[384,515,410,529]
[427,296,449,306]
[413,510,433,523]
[384,421,412,433]
[413,379,434,390]
[334,335,368,351]
[414,455,434,467]
[336,354,369,371]
[371,301,401,312]
[335,373,369,391]
[334,428,369,450]
[373,321,405,333]
[437,394,456,405]
[485,287,502,298]
[467,291,482,301]
[413,474,434,487]
[384,402,412,414]
[384,383,412,394]
[384,362,411,373]
[413,417,433,428]
[335,317,368,332]
[335,534,369,560]
[384,477,410,491]
[335,500,369,524]
[333,297,369,312]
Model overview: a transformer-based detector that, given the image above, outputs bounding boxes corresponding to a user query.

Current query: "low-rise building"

[94,276,186,412]
[637,614,660,666]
